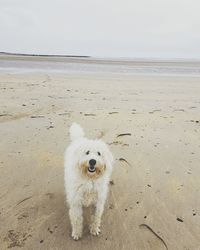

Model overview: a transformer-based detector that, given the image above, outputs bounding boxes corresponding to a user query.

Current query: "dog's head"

[75,139,114,180]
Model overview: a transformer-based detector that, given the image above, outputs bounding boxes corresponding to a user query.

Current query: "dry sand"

[0,72,200,250]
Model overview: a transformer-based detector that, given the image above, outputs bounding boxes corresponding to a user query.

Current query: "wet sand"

[0,71,200,249]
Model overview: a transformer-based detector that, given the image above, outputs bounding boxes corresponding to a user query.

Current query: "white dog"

[64,123,114,240]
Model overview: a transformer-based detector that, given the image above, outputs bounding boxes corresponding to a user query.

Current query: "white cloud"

[0,0,200,58]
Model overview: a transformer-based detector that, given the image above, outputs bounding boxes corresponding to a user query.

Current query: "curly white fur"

[64,123,114,240]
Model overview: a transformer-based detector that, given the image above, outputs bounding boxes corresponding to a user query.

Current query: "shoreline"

[1,52,200,63]
[1,55,200,76]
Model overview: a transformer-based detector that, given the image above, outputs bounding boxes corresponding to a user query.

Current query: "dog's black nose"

[89,159,96,166]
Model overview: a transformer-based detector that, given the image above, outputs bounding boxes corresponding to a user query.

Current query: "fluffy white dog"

[64,123,114,240]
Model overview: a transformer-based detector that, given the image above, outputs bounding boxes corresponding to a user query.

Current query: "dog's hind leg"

[69,204,83,240]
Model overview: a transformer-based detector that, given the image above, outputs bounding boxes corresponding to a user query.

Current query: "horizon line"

[1,51,200,62]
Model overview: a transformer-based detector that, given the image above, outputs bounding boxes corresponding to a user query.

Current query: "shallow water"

[0,55,200,76]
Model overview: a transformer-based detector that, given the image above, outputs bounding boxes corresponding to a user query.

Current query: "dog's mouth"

[88,166,96,173]
[81,162,105,179]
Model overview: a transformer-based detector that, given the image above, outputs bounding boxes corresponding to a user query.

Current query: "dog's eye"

[97,152,101,156]
[86,151,90,155]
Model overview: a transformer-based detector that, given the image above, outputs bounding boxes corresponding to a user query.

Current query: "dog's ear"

[104,144,114,167]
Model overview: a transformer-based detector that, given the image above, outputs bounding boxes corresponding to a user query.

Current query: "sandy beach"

[1,56,200,249]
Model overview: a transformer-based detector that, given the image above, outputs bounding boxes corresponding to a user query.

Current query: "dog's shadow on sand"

[5,191,70,247]
[4,190,106,249]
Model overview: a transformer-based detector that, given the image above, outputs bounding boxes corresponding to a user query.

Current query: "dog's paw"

[72,231,82,240]
[90,225,101,236]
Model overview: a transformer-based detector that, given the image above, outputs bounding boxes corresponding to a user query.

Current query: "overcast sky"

[0,0,200,59]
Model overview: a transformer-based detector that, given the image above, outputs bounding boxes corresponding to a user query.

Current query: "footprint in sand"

[4,230,32,248]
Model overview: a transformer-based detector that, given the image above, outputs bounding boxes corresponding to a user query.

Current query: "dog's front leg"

[69,204,83,240]
[90,198,105,236]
